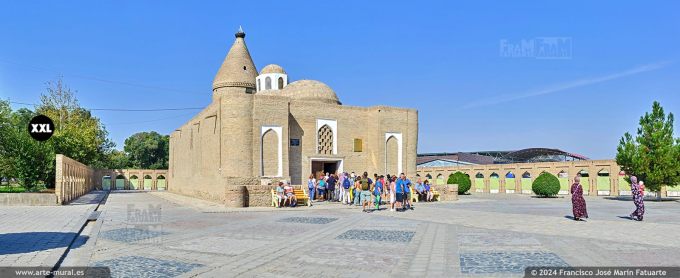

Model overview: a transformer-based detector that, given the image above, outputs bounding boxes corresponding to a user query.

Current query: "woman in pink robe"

[570,176,588,221]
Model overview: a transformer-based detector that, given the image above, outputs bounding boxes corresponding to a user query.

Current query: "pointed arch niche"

[261,126,282,177]
[385,132,403,175]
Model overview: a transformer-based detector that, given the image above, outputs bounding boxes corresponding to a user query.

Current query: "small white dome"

[260,64,286,75]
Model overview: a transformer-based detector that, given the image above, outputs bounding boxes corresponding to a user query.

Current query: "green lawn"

[0,185,27,193]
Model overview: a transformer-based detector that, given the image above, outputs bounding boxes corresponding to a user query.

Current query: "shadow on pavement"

[0,232,87,255]
[604,196,680,202]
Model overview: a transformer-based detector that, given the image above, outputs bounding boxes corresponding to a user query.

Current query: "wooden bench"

[271,187,311,207]
[409,185,441,203]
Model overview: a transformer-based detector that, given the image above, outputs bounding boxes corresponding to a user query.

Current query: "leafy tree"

[616,101,680,196]
[0,101,54,191]
[0,100,14,179]
[124,131,169,169]
[106,150,130,169]
[532,172,560,197]
[447,171,471,194]
[37,78,114,168]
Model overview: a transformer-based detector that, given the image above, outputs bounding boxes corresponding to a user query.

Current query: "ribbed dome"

[260,64,286,75]
[280,80,341,105]
[212,30,258,90]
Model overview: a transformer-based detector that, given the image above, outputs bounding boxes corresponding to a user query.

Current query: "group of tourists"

[570,175,646,221]
[305,171,437,212]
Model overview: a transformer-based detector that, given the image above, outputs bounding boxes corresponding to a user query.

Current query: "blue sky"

[1,1,678,159]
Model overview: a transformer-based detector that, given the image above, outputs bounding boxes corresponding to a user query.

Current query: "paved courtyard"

[2,191,680,277]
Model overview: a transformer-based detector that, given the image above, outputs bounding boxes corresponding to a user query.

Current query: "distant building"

[417,148,588,168]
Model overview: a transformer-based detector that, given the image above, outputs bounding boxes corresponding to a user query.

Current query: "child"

[373,175,384,210]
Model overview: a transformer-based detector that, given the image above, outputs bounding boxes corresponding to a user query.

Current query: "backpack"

[361,178,370,191]
[343,178,350,189]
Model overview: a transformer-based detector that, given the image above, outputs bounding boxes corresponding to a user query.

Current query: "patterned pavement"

[3,191,680,277]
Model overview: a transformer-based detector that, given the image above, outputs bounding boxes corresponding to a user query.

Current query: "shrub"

[447,171,471,194]
[532,172,560,197]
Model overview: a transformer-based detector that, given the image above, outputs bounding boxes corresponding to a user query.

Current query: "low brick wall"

[55,154,95,204]
[0,193,58,206]
[245,185,275,207]
[433,184,459,201]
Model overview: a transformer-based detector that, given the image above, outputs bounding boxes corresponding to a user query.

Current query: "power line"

[0,58,203,95]
[105,112,196,125]
[7,100,203,112]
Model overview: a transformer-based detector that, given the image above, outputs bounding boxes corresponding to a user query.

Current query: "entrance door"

[102,176,111,190]
[311,160,339,178]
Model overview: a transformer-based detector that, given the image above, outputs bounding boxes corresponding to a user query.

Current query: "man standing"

[327,174,337,202]
[359,172,373,212]
[341,173,351,204]
[396,173,412,211]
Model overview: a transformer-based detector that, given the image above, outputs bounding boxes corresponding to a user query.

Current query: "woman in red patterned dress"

[570,175,588,221]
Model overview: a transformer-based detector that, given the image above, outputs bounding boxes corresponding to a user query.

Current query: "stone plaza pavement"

[0,191,105,267]
[2,191,680,277]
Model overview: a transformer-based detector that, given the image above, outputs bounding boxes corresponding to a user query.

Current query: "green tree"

[532,172,560,197]
[616,101,680,197]
[447,171,471,194]
[0,101,54,191]
[106,149,130,169]
[37,78,114,169]
[124,131,169,169]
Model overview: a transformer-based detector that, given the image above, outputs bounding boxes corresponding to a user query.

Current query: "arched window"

[265,77,272,90]
[317,125,333,154]
[278,77,284,89]
[257,79,261,91]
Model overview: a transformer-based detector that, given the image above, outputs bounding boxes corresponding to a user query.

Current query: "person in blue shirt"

[415,178,426,202]
[395,173,411,212]
[403,174,413,210]
[307,174,316,202]
[424,180,433,202]
[373,175,384,211]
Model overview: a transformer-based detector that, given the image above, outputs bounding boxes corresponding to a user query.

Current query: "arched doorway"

[115,175,125,190]
[102,176,112,190]
[129,175,139,190]
[521,172,532,194]
[475,173,484,193]
[578,170,590,194]
[505,171,516,193]
[157,175,166,190]
[436,174,444,185]
[144,175,153,190]
[489,172,500,193]
[597,169,610,195]
[557,170,569,194]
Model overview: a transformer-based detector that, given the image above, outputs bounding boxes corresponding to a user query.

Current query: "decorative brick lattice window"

[318,125,333,154]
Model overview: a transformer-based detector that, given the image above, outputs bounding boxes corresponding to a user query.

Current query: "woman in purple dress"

[570,176,588,221]
[629,176,645,221]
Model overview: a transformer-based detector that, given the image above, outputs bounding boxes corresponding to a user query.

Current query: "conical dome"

[212,29,258,90]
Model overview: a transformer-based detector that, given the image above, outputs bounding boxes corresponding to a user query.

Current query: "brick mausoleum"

[168,28,418,206]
